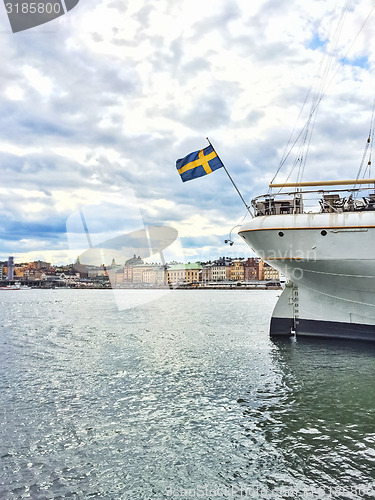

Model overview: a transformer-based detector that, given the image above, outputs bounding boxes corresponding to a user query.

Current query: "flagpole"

[206,138,253,216]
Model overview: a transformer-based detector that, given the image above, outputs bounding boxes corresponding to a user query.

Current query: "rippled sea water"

[0,289,374,499]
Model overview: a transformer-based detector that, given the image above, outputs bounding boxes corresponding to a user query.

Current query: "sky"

[1,0,375,265]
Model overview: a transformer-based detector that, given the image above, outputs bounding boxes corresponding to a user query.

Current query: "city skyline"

[1,254,258,268]
[0,254,279,288]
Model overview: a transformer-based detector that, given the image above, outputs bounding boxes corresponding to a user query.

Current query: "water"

[0,289,374,499]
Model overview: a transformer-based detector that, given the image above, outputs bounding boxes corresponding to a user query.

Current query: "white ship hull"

[239,211,375,340]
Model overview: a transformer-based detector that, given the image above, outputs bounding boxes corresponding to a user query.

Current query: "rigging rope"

[271,1,375,189]
[356,99,375,181]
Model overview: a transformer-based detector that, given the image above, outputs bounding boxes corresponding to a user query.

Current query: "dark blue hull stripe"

[270,317,375,341]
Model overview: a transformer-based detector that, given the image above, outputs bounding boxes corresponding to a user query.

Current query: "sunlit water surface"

[0,289,374,499]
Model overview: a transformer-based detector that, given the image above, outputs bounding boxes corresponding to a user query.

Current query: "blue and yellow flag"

[176,145,224,182]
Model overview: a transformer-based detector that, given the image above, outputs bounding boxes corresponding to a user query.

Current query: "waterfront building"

[229,259,245,282]
[142,265,166,286]
[73,261,89,279]
[23,268,47,281]
[73,263,106,279]
[166,263,202,286]
[91,265,107,277]
[106,258,125,287]
[107,258,123,272]
[123,263,133,282]
[55,264,75,274]
[262,262,280,281]
[202,257,233,282]
[51,272,80,286]
[124,255,144,283]
[14,266,25,278]
[258,260,265,280]
[201,263,213,282]
[107,269,125,287]
[31,260,52,270]
[7,257,14,281]
[211,261,232,281]
[125,255,144,266]
[132,265,150,283]
[243,258,260,281]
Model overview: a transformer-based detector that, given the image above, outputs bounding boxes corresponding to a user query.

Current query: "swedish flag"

[176,145,224,182]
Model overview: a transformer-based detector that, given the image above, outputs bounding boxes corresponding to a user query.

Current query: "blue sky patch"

[308,33,326,51]
[340,55,369,69]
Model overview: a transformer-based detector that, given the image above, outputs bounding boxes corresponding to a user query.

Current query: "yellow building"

[262,262,280,281]
[14,266,25,278]
[229,259,244,281]
[258,260,264,280]
[167,263,202,285]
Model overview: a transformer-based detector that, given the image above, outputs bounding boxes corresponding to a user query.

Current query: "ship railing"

[252,179,375,217]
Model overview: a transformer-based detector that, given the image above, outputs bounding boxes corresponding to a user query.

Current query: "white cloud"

[1,0,375,263]
[5,85,24,101]
[23,65,53,96]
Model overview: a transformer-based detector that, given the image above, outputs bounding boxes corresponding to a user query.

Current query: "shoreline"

[0,285,282,291]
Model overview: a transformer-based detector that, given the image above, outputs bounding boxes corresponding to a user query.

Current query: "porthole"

[321,230,327,236]
[278,231,284,237]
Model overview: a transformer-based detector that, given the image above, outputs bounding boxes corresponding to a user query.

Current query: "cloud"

[0,0,374,263]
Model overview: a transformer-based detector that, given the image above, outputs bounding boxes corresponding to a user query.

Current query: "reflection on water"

[0,290,374,499]
[276,339,375,490]
[233,337,375,498]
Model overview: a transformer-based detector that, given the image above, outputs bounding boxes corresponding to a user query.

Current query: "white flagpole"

[206,138,253,216]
